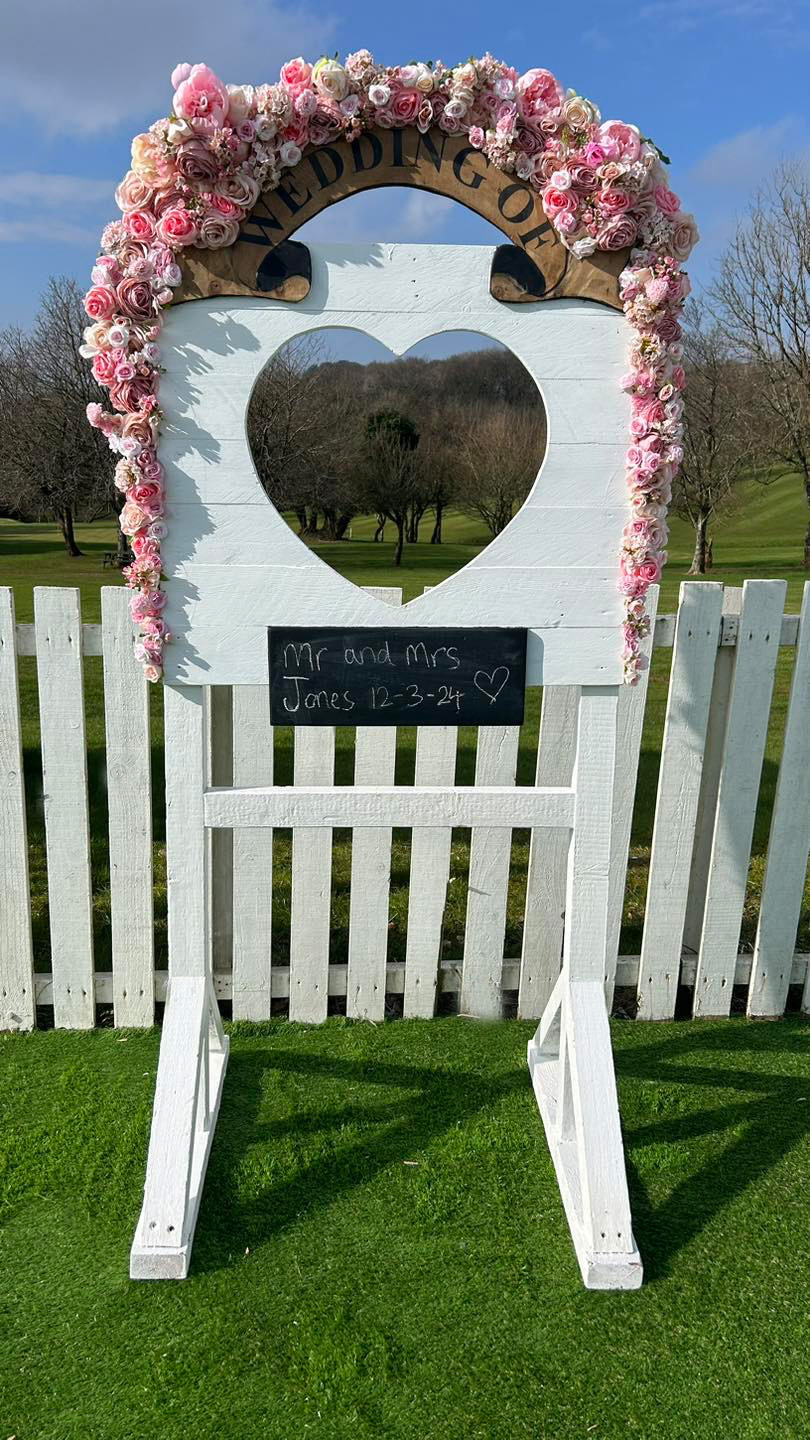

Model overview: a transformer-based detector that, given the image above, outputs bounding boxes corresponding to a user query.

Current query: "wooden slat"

[208,687,233,975]
[33,588,95,1028]
[693,580,787,1017]
[604,586,659,1006]
[0,589,35,1030]
[637,583,724,1019]
[682,587,741,952]
[518,686,579,1019]
[101,587,154,1027]
[164,685,208,979]
[288,726,335,1022]
[403,726,458,1018]
[346,587,401,1021]
[231,686,274,1019]
[561,687,619,984]
[205,784,575,830]
[459,725,520,1018]
[749,584,810,1016]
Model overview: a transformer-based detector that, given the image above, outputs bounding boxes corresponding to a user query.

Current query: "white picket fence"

[1,578,809,1032]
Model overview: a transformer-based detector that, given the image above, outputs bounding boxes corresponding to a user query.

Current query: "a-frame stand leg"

[130,685,229,1280]
[527,687,642,1290]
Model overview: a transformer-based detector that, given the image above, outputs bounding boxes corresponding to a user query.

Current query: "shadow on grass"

[619,1023,810,1281]
[193,1044,528,1276]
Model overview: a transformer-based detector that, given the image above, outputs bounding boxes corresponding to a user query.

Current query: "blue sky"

[2,0,808,359]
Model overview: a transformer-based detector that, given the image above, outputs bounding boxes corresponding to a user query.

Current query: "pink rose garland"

[84,53,697,683]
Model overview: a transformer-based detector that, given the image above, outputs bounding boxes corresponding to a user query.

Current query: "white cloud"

[0,0,337,135]
[0,219,101,245]
[0,170,116,245]
[689,118,810,190]
[0,172,115,207]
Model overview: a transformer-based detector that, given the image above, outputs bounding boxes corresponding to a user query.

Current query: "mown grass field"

[2,472,809,975]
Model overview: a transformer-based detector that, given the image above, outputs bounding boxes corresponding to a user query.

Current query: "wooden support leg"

[130,686,229,1280]
[527,688,642,1290]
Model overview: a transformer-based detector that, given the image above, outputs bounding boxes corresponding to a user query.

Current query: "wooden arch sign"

[175,124,629,309]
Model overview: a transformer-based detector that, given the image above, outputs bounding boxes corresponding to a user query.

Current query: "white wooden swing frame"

[130,242,642,1288]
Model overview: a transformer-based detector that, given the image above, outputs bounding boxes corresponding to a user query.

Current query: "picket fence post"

[0,588,35,1031]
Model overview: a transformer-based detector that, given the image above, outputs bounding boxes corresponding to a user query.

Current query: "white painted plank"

[682,587,742,952]
[33,588,94,1028]
[101,587,154,1027]
[693,580,787,1016]
[205,784,575,830]
[749,584,810,1016]
[459,725,521,1019]
[288,727,335,1023]
[562,687,619,985]
[518,685,579,1019]
[346,587,401,1021]
[637,583,724,1019]
[207,686,233,976]
[165,684,208,979]
[604,585,659,1005]
[403,726,458,1018]
[0,588,35,1031]
[231,686,274,1019]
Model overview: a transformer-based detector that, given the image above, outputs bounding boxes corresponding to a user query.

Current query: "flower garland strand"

[83,54,698,683]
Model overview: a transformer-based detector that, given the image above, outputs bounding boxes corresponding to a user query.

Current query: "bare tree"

[360,409,420,566]
[713,166,810,565]
[455,404,546,537]
[673,304,757,573]
[0,277,112,556]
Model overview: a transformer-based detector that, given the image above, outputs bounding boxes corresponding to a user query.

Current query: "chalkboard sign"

[268,627,527,727]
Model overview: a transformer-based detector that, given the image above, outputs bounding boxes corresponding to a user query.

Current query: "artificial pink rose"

[599,120,641,162]
[280,56,313,94]
[656,314,682,345]
[638,557,662,583]
[389,87,421,125]
[567,162,597,191]
[131,133,166,184]
[116,170,155,213]
[556,210,578,235]
[516,121,545,158]
[175,138,220,187]
[123,209,156,242]
[123,412,156,447]
[596,214,637,251]
[634,397,665,428]
[206,192,245,221]
[173,63,228,129]
[92,351,119,385]
[543,186,577,217]
[517,67,564,118]
[468,125,485,149]
[116,276,155,321]
[109,374,155,413]
[84,285,117,321]
[583,142,607,169]
[645,277,670,305]
[599,188,631,215]
[151,188,187,219]
[157,207,199,246]
[197,209,241,248]
[669,213,699,261]
[654,185,680,216]
[120,499,147,534]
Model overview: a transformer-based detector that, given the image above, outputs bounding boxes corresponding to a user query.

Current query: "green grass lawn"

[2,1016,810,1439]
[2,473,810,976]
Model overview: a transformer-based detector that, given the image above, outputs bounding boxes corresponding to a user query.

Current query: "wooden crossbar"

[203,783,576,830]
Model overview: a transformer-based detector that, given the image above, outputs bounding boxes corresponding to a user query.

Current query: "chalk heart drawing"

[244,331,546,605]
[473,666,510,704]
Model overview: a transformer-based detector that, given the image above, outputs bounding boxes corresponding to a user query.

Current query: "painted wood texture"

[288,726,336,1023]
[0,588,34,1031]
[692,581,786,1017]
[164,684,209,980]
[749,583,810,1016]
[33,587,95,1028]
[403,725,458,1018]
[101,587,154,1026]
[231,685,274,1019]
[637,583,724,1019]
[175,129,628,309]
[459,726,521,1018]
[204,784,575,830]
[159,244,631,689]
[346,588,401,1021]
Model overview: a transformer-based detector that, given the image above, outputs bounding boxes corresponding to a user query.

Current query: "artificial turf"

[1,1016,810,1439]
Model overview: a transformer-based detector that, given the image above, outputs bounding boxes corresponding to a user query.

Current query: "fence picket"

[208,687,233,976]
[289,726,335,1022]
[346,588,401,1020]
[518,686,579,1019]
[0,588,35,1031]
[403,726,458,1017]
[459,725,520,1018]
[101,587,154,1027]
[33,587,94,1028]
[231,686,274,1019]
[693,580,786,1017]
[605,585,659,1006]
[748,583,810,1016]
[637,583,724,1019]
